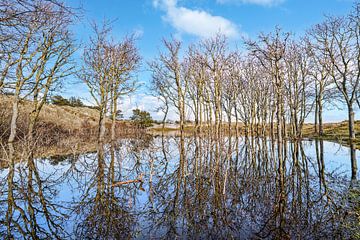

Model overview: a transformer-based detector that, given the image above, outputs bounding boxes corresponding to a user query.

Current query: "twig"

[112,173,144,187]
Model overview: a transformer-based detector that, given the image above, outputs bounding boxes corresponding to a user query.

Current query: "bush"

[69,96,84,107]
[52,95,70,106]
[52,95,84,107]
[130,109,153,128]
[110,110,124,120]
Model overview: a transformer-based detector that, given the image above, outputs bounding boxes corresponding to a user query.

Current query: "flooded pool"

[1,135,360,239]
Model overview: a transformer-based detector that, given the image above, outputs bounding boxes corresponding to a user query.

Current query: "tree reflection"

[1,144,69,239]
[0,135,359,238]
[73,141,136,239]
[142,136,358,239]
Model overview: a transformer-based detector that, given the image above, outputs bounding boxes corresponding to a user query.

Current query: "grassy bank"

[0,95,141,160]
[302,121,360,148]
[149,121,360,149]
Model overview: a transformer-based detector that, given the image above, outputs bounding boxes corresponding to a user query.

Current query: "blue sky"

[63,0,356,121]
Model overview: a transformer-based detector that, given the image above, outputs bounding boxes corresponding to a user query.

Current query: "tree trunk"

[162,102,169,134]
[111,97,118,142]
[314,83,318,135]
[348,104,357,180]
[28,91,39,142]
[98,108,106,145]
[199,97,203,133]
[318,96,323,136]
[8,96,19,143]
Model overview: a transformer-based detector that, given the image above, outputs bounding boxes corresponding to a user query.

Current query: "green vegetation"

[110,109,124,120]
[130,108,153,128]
[51,95,85,107]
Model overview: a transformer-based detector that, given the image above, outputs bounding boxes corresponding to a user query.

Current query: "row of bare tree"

[1,1,360,174]
[150,3,360,178]
[0,0,75,144]
[0,1,141,148]
[79,22,141,144]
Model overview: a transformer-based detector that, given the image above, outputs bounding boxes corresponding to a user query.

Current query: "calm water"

[1,135,360,239]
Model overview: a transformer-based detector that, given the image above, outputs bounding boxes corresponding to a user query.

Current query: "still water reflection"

[1,135,360,239]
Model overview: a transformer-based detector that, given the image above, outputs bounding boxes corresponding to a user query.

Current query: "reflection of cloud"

[119,94,178,121]
[217,0,285,6]
[153,0,241,39]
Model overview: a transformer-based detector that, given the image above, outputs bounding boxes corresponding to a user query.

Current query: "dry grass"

[302,121,360,148]
[0,95,101,138]
[150,120,360,148]
[0,95,139,158]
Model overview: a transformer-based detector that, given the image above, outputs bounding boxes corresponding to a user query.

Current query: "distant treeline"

[51,95,101,110]
[51,95,84,107]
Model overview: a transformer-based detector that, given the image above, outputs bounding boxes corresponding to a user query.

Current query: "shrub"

[130,109,153,128]
[52,95,84,107]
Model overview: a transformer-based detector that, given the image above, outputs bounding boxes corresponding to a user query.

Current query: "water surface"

[1,135,360,239]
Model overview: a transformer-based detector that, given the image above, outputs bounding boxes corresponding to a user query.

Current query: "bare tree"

[150,37,187,133]
[149,62,172,129]
[80,22,113,145]
[246,27,290,230]
[305,34,333,137]
[311,13,360,179]
[0,1,76,144]
[199,34,232,139]
[26,3,76,141]
[108,35,140,141]
[80,22,140,144]
[284,40,313,139]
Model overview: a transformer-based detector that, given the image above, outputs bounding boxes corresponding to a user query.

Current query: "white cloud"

[119,94,178,121]
[217,0,284,6]
[154,0,240,39]
[133,26,144,38]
